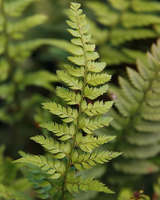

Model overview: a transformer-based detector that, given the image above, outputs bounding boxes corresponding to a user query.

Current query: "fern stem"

[61,9,88,200]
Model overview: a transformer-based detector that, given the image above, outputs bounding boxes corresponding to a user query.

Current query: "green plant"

[0,0,59,125]
[0,145,32,200]
[118,188,150,200]
[14,2,121,199]
[98,39,160,198]
[85,0,160,65]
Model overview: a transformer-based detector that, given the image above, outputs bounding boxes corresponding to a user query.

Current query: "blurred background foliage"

[0,0,160,199]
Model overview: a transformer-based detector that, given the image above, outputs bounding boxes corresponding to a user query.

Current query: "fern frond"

[4,0,35,17]
[64,65,85,77]
[84,85,109,100]
[66,169,113,194]
[80,116,112,134]
[122,144,160,159]
[87,61,106,73]
[71,150,121,171]
[14,155,63,179]
[81,100,113,117]
[86,73,111,86]
[106,40,160,177]
[42,102,78,123]
[31,135,71,159]
[8,14,48,36]
[85,0,160,65]
[40,122,75,140]
[57,70,83,90]
[126,131,160,146]
[56,87,81,105]
[14,2,119,198]
[132,1,160,12]
[76,134,116,152]
[114,160,159,174]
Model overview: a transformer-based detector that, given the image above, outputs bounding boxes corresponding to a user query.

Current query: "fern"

[14,2,121,199]
[85,0,160,65]
[106,40,160,176]
[0,0,59,125]
[0,145,32,200]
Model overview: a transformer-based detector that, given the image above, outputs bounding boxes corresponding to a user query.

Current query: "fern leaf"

[31,135,71,159]
[84,85,108,100]
[14,2,118,198]
[64,65,85,77]
[40,122,75,140]
[81,100,113,117]
[118,77,143,103]
[42,102,78,123]
[132,1,160,12]
[126,67,149,91]
[134,120,160,133]
[13,155,63,179]
[86,73,111,86]
[0,59,9,82]
[80,116,112,134]
[111,28,156,45]
[126,131,160,146]
[114,160,159,174]
[56,87,81,105]
[57,70,82,90]
[122,144,160,159]
[140,104,160,121]
[109,109,129,131]
[22,70,59,91]
[122,12,160,28]
[4,0,35,17]
[66,175,113,194]
[71,150,121,171]
[77,134,116,152]
[136,59,154,81]
[87,61,106,73]
[8,14,48,35]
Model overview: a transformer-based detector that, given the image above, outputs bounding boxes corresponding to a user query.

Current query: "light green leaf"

[56,87,81,105]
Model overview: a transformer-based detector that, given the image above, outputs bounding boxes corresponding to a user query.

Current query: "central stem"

[61,11,88,200]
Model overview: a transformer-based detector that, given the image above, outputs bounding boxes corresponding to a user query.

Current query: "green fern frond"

[64,65,85,77]
[81,100,113,117]
[40,122,75,140]
[14,2,120,199]
[80,116,112,134]
[77,134,116,152]
[114,160,159,174]
[4,0,36,17]
[31,135,71,159]
[71,150,121,171]
[85,0,160,65]
[66,167,113,194]
[8,14,47,36]
[56,87,81,105]
[107,40,160,175]
[84,85,109,100]
[57,70,83,90]
[42,102,78,123]
[14,155,63,179]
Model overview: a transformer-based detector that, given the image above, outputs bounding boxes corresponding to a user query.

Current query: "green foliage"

[14,2,121,199]
[0,0,60,125]
[84,0,160,65]
[118,188,150,200]
[106,40,160,176]
[154,177,160,199]
[0,145,32,200]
